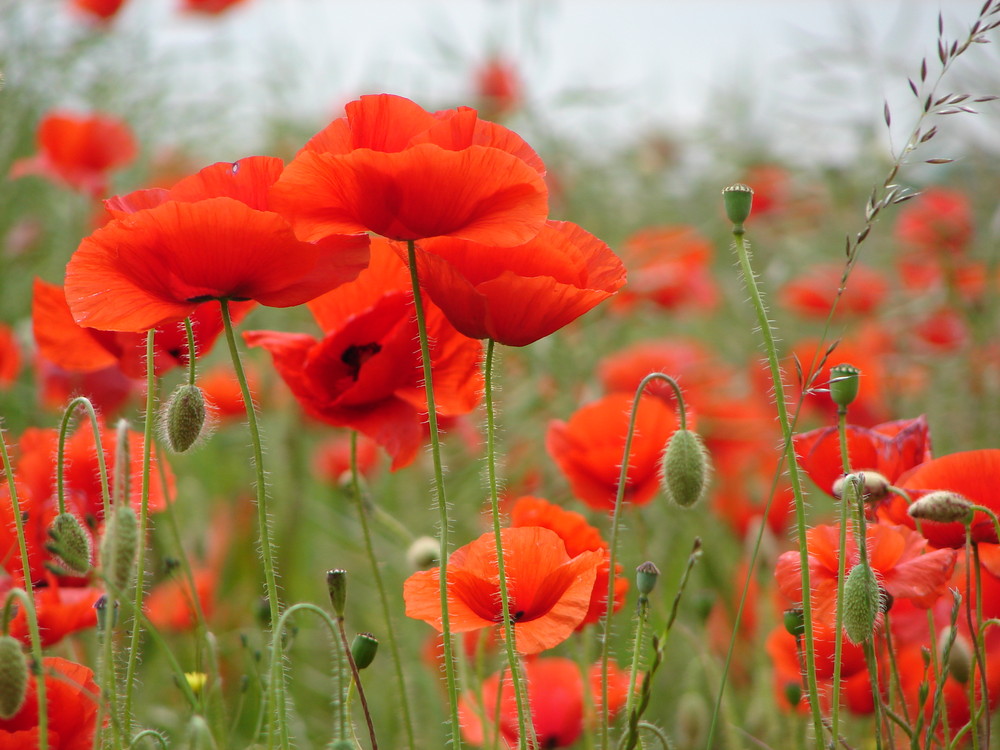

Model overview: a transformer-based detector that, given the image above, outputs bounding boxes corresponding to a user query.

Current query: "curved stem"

[56,396,111,518]
[405,239,462,748]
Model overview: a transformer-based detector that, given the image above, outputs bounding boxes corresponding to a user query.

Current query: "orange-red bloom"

[245,239,483,470]
[779,262,889,319]
[611,226,718,312]
[0,324,21,388]
[0,657,99,748]
[0,575,101,646]
[547,392,681,511]
[509,495,627,627]
[473,56,524,119]
[181,0,249,13]
[459,658,631,748]
[403,527,602,655]
[69,0,127,21]
[11,111,137,197]
[409,220,625,346]
[895,187,973,256]
[64,156,369,333]
[271,93,548,245]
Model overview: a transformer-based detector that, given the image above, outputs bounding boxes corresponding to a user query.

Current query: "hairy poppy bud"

[636,561,660,597]
[937,627,972,685]
[94,594,120,630]
[46,512,92,575]
[784,681,802,708]
[351,632,379,670]
[100,505,138,593]
[908,491,975,525]
[722,183,754,226]
[0,635,27,720]
[326,569,347,618]
[406,536,440,571]
[828,363,861,410]
[163,383,208,453]
[842,563,882,644]
[832,471,890,503]
[661,429,711,508]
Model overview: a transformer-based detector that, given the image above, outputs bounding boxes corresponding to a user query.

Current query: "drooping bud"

[163,383,208,453]
[937,626,972,684]
[828,363,861,410]
[783,608,805,638]
[46,512,92,575]
[350,632,379,670]
[406,536,440,571]
[908,491,975,525]
[326,570,347,618]
[100,505,138,593]
[636,561,660,597]
[0,635,28,719]
[832,471,891,503]
[842,563,882,644]
[722,183,754,227]
[661,429,711,508]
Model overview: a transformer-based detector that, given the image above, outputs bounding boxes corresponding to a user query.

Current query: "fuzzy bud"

[406,536,440,571]
[908,491,975,525]
[164,383,208,453]
[94,594,119,630]
[783,608,805,638]
[100,505,138,593]
[828,363,861,410]
[937,627,972,685]
[46,512,92,575]
[722,183,754,226]
[661,429,711,508]
[832,471,891,503]
[326,570,347,618]
[350,632,379,670]
[842,563,882,644]
[636,561,660,597]
[0,635,27,720]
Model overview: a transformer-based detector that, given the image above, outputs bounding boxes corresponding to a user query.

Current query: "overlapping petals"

[0,657,99,749]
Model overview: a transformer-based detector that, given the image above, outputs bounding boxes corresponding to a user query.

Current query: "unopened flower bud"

[783,681,802,708]
[0,635,27,719]
[326,569,347,618]
[94,594,119,630]
[100,505,138,593]
[828,363,861,410]
[351,632,379,670]
[937,627,972,684]
[163,383,208,453]
[661,429,711,508]
[722,183,754,226]
[406,536,440,571]
[908,491,975,525]
[842,563,882,644]
[636,561,660,597]
[832,471,891,503]
[783,608,805,638]
[46,512,92,575]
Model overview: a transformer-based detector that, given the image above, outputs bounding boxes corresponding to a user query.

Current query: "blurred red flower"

[35,359,138,416]
[271,93,548,245]
[0,657,99,749]
[459,657,631,748]
[245,239,483,470]
[509,495,627,627]
[547,392,681,511]
[611,226,718,312]
[0,323,21,388]
[181,0,249,13]
[313,432,381,486]
[779,262,889,319]
[64,156,369,333]
[0,575,101,646]
[742,164,791,218]
[895,187,973,256]
[69,0,127,21]
[410,220,626,346]
[474,56,524,119]
[11,111,137,198]
[403,527,602,655]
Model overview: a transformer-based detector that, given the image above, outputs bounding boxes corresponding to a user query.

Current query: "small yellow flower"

[185,672,208,695]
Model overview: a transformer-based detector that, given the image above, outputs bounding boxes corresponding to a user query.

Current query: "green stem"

[830,409,852,743]
[348,431,416,750]
[624,597,648,733]
[0,587,47,749]
[219,300,286,749]
[56,396,111,518]
[335,616,378,750]
[730,225,825,746]
[405,239,462,749]
[184,318,198,386]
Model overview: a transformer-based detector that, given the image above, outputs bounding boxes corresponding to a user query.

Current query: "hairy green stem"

[830,409,852,743]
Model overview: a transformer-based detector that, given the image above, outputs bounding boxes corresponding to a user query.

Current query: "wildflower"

[69,0,128,22]
[473,56,524,119]
[894,187,973,257]
[779,262,889,319]
[0,325,20,388]
[0,657,99,748]
[181,0,249,13]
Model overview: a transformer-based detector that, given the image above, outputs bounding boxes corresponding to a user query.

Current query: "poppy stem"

[829,409,853,743]
[184,318,198,386]
[55,396,111,518]
[219,300,287,750]
[405,239,463,749]
[483,338,535,750]
[729,223,826,747]
[348,430,417,750]
[0,586,46,750]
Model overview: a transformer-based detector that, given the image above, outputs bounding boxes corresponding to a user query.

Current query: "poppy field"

[4,1,1000,748]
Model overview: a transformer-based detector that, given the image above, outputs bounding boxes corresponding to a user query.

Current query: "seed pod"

[100,505,138,593]
[828,363,861,410]
[661,429,711,508]
[783,608,805,638]
[636,561,660,597]
[351,632,379,670]
[842,563,882,644]
[164,383,207,453]
[0,635,27,719]
[46,512,92,575]
[326,569,347,618]
[406,536,440,571]
[722,183,754,226]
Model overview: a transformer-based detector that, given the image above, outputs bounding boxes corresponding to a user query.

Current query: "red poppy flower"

[35,359,138,416]
[146,569,215,631]
[711,473,795,539]
[270,93,548,245]
[11,111,137,198]
[742,164,791,218]
[0,324,21,388]
[180,0,249,13]
[886,449,1000,548]
[245,239,483,470]
[793,415,931,498]
[775,522,957,628]
[895,187,973,256]
[546,392,681,511]
[403,527,602,655]
[64,156,369,333]
[196,363,259,420]
[409,220,625,346]
[474,56,524,119]
[459,657,631,748]
[313,433,381,486]
[0,575,101,646]
[0,657,99,749]
[910,307,969,352]
[69,0,127,21]
[509,495,627,627]
[611,226,718,312]
[779,262,889,319]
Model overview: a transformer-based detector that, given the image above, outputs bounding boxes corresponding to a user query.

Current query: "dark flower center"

[341,342,382,381]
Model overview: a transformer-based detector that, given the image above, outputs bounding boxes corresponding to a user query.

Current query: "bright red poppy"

[145,568,216,632]
[245,239,483,470]
[180,0,249,13]
[0,575,101,646]
[459,657,631,748]
[270,93,548,245]
[509,495,627,627]
[196,363,259,420]
[69,0,127,21]
[546,392,681,511]
[403,527,602,655]
[895,187,973,257]
[11,111,137,198]
[409,220,626,346]
[35,359,138,416]
[742,164,791,218]
[313,432,381,486]
[793,415,931,499]
[0,324,21,388]
[779,262,889,319]
[0,657,99,749]
[64,156,369,333]
[473,56,524,119]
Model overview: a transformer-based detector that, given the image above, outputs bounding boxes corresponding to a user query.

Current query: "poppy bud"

[326,569,347,618]
[907,491,975,525]
[46,512,92,575]
[100,505,138,593]
[783,608,805,638]
[406,536,440,570]
[828,363,861,410]
[0,635,27,720]
[722,183,754,226]
[832,471,890,503]
[661,429,711,508]
[163,383,208,453]
[842,563,882,644]
[94,594,119,630]
[350,632,379,670]
[937,627,972,684]
[636,561,660,597]
[783,681,802,708]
